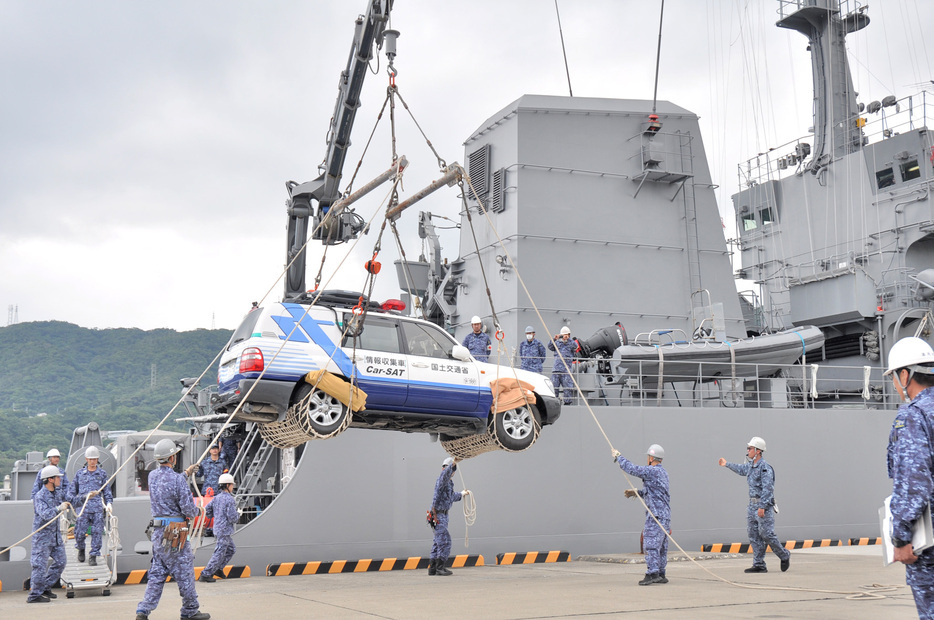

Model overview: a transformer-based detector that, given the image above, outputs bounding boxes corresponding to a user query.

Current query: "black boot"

[77,548,85,563]
[638,572,659,585]
[656,572,668,584]
[428,558,437,576]
[436,558,453,576]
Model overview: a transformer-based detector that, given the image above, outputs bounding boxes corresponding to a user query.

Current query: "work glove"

[185,464,198,477]
[461,489,470,496]
[88,489,100,499]
[624,489,637,499]
[58,502,70,512]
[612,449,621,461]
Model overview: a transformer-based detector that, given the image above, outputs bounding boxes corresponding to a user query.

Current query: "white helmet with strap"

[885,337,934,378]
[40,465,61,481]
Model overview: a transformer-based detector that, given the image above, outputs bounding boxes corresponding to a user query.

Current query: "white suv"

[213,293,561,452]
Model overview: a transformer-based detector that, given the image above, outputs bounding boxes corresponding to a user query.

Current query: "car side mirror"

[452,345,471,362]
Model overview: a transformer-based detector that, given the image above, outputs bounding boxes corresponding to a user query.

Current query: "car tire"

[292,383,349,435]
[492,403,541,451]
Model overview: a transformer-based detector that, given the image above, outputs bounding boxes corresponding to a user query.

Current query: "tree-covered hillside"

[0,321,232,472]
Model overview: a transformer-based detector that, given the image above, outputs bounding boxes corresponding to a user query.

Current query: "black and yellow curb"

[266,554,485,576]
[115,565,250,585]
[849,537,882,545]
[702,539,843,553]
[495,551,571,565]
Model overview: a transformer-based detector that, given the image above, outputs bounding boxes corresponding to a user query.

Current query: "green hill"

[0,321,232,472]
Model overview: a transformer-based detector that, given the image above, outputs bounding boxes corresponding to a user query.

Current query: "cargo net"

[258,394,353,449]
[440,415,541,460]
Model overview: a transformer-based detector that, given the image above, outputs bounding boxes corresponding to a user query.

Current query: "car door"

[401,320,481,413]
[341,313,408,407]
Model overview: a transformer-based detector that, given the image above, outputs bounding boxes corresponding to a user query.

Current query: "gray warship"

[1,0,930,589]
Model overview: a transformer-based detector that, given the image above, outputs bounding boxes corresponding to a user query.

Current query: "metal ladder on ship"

[229,425,275,519]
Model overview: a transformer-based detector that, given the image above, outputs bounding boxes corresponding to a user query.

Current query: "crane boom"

[284,0,394,302]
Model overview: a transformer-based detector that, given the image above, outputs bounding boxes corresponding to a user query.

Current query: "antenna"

[554,0,573,97]
[651,0,665,114]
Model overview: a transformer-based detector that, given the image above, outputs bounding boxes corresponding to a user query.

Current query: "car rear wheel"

[492,403,541,451]
[292,384,349,435]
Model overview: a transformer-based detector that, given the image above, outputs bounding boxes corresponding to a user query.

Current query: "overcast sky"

[1,0,931,332]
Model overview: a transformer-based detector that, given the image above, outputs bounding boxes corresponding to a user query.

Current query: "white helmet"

[442,457,454,467]
[885,337,934,376]
[647,444,665,460]
[40,465,61,481]
[748,436,766,452]
[560,326,571,335]
[154,438,182,462]
[84,446,100,460]
[218,473,235,486]
[46,448,61,458]
[525,326,535,334]
[471,316,482,325]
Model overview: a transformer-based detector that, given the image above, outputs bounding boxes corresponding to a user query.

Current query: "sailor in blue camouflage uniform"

[719,436,790,573]
[136,438,210,620]
[427,457,468,576]
[27,465,69,603]
[518,326,546,373]
[613,444,671,585]
[199,473,239,583]
[884,336,934,619]
[68,445,112,566]
[196,444,227,495]
[31,448,68,502]
[548,326,576,405]
[462,316,492,362]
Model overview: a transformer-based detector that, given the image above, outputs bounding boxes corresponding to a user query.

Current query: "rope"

[455,165,894,602]
[456,467,477,548]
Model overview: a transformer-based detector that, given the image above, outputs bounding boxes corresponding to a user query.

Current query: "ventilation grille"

[467,144,491,199]
[489,168,505,213]
[821,333,860,361]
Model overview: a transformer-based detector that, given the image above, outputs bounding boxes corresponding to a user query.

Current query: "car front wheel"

[492,404,541,451]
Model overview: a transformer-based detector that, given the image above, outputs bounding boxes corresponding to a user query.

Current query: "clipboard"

[880,495,934,566]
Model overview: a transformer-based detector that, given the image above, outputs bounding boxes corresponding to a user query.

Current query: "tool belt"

[435,510,448,515]
[157,518,190,553]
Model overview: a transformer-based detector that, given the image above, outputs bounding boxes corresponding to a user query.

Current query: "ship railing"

[777,0,866,21]
[737,90,932,188]
[573,357,894,409]
[878,266,929,312]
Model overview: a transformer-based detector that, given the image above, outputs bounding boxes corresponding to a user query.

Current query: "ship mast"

[776,0,869,169]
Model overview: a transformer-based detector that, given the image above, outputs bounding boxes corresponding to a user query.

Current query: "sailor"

[548,326,576,405]
[428,457,468,576]
[32,448,69,502]
[613,444,671,585]
[196,444,226,495]
[218,436,239,470]
[462,316,492,362]
[884,336,934,618]
[199,473,239,583]
[136,438,209,620]
[718,437,790,573]
[68,445,112,566]
[27,465,69,603]
[517,326,546,373]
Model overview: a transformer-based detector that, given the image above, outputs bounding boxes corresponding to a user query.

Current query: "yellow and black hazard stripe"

[115,565,250,585]
[495,551,570,565]
[849,537,882,546]
[266,554,484,576]
[702,539,841,553]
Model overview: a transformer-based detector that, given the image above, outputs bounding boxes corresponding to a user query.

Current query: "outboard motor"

[578,323,628,374]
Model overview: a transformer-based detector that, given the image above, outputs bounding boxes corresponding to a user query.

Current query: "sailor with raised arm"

[613,444,670,585]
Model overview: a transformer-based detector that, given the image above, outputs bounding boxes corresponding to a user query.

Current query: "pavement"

[0,547,919,619]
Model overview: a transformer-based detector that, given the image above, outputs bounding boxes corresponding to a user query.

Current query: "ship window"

[901,160,921,182]
[760,207,775,226]
[741,213,757,231]
[876,167,896,189]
